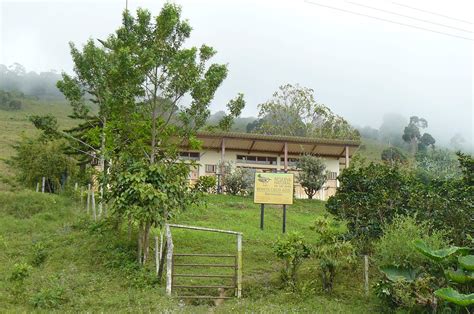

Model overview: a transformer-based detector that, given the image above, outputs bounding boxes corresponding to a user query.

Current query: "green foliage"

[373,215,448,269]
[10,263,32,282]
[29,114,60,140]
[380,146,407,164]
[9,263,33,301]
[373,274,437,311]
[296,155,327,199]
[10,137,78,192]
[254,84,359,139]
[30,277,68,309]
[327,153,474,248]
[326,162,412,248]
[0,89,23,110]
[272,232,312,288]
[458,255,474,271]
[413,240,469,262]
[222,165,253,196]
[415,148,462,181]
[193,175,216,193]
[31,241,48,267]
[311,217,355,293]
[402,116,434,154]
[378,240,474,311]
[109,160,198,227]
[434,288,474,306]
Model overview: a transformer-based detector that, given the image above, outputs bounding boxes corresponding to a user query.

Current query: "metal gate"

[165,224,243,299]
[171,253,237,300]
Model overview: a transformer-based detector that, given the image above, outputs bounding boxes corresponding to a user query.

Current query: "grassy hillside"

[0,191,380,312]
[0,99,75,178]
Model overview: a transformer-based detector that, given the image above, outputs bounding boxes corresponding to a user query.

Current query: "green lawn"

[0,191,381,312]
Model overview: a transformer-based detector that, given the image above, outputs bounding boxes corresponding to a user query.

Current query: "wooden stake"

[86,184,91,214]
[74,182,78,191]
[364,255,369,295]
[36,182,39,192]
[91,189,96,221]
[41,177,45,193]
[155,236,159,275]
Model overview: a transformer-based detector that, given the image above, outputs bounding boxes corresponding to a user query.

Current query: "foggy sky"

[1,0,473,148]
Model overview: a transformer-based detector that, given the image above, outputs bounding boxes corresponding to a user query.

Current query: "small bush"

[10,263,32,282]
[373,215,448,269]
[223,167,253,196]
[273,232,311,289]
[311,217,355,293]
[9,263,32,301]
[31,241,48,267]
[194,175,216,193]
[30,279,68,309]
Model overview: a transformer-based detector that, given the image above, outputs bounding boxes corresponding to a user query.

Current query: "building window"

[179,151,200,160]
[327,171,338,180]
[237,155,277,165]
[205,164,217,173]
[280,157,299,167]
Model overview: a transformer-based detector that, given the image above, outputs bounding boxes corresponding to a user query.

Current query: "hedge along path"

[165,223,243,300]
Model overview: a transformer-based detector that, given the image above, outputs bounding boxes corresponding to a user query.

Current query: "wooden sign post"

[254,173,294,233]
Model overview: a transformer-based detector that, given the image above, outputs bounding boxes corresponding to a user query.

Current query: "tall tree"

[255,84,359,139]
[59,4,245,266]
[402,116,434,154]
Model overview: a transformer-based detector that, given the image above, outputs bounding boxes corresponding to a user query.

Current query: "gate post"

[237,233,242,298]
[165,225,174,296]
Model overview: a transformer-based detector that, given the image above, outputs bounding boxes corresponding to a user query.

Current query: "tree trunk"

[142,222,151,264]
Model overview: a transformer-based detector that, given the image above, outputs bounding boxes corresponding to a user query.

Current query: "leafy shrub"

[30,276,68,309]
[327,154,473,249]
[272,232,311,289]
[296,155,327,199]
[10,263,32,282]
[9,138,78,193]
[373,215,448,269]
[9,263,32,301]
[223,167,253,196]
[193,175,216,193]
[31,241,48,267]
[376,240,474,312]
[381,147,407,164]
[311,217,355,293]
[326,162,413,249]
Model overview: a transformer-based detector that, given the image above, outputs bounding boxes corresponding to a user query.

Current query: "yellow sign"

[254,173,294,205]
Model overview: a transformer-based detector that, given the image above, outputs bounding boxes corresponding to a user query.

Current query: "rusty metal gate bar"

[171,253,237,299]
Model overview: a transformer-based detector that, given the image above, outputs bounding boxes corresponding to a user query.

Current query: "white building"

[181,131,359,200]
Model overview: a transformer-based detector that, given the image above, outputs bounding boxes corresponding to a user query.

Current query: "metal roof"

[192,131,360,157]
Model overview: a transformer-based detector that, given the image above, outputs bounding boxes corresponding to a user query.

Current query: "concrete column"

[220,138,226,192]
[284,142,288,173]
[345,145,350,169]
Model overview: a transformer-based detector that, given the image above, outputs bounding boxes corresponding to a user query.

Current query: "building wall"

[182,148,341,201]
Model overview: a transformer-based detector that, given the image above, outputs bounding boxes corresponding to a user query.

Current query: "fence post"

[41,177,45,193]
[237,233,242,298]
[155,236,159,275]
[165,225,174,296]
[36,182,39,192]
[86,184,91,214]
[364,255,369,295]
[74,182,78,191]
[91,189,96,221]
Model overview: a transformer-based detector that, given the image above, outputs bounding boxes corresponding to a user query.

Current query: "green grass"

[0,191,381,312]
[0,99,75,186]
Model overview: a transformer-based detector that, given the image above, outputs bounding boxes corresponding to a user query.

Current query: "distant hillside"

[0,98,75,188]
